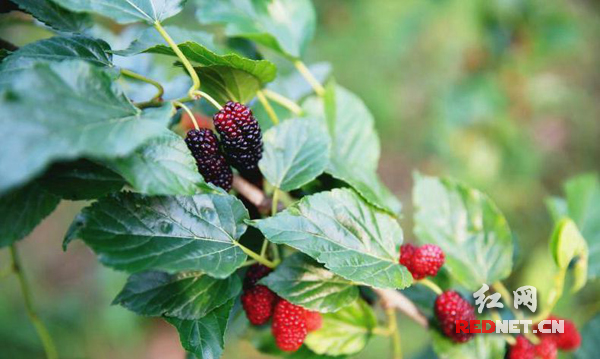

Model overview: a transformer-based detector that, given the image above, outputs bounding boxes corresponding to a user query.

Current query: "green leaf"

[38,160,124,200]
[114,271,241,319]
[432,330,506,359]
[259,118,330,191]
[52,0,185,24]
[260,253,358,313]
[0,60,173,193]
[563,174,600,279]
[146,41,276,103]
[106,131,210,196]
[329,169,402,217]
[67,191,248,278]
[0,35,114,86]
[11,0,92,33]
[576,314,600,359]
[115,26,216,56]
[304,299,376,356]
[303,85,401,216]
[196,0,316,59]
[0,182,60,248]
[166,299,234,359]
[253,188,412,289]
[550,218,588,270]
[413,173,513,291]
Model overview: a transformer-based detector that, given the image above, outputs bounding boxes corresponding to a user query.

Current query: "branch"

[232,175,271,213]
[374,288,429,328]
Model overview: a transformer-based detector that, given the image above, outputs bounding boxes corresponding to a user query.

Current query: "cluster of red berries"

[434,290,478,343]
[184,101,263,191]
[399,243,445,280]
[508,316,581,359]
[241,264,322,352]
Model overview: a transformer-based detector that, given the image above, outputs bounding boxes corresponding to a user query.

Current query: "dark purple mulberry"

[213,101,263,172]
[185,129,233,191]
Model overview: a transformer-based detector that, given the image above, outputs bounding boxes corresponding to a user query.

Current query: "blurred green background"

[1,0,599,358]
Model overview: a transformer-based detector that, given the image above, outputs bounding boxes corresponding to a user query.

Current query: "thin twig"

[262,89,304,116]
[154,21,200,98]
[232,175,270,211]
[256,90,279,125]
[173,101,199,130]
[121,68,164,103]
[293,60,325,96]
[374,288,429,328]
[387,307,402,359]
[10,245,58,359]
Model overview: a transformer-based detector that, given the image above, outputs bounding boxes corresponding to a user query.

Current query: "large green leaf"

[196,0,316,59]
[0,35,114,86]
[432,330,506,359]
[560,174,600,278]
[0,60,173,193]
[12,0,92,33]
[413,173,513,291]
[147,41,276,103]
[260,253,358,313]
[39,160,125,200]
[259,118,330,191]
[67,191,248,278]
[166,299,234,359]
[53,0,185,24]
[304,299,376,356]
[114,271,241,319]
[252,188,412,289]
[576,314,600,359]
[0,182,60,248]
[106,131,210,196]
[303,85,401,216]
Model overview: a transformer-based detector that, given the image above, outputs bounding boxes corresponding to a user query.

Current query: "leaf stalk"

[293,60,325,96]
[10,245,58,359]
[154,21,200,98]
[256,90,279,125]
[121,68,164,103]
[262,89,304,115]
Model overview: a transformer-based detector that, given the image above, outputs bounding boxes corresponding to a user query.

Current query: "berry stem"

[416,278,443,295]
[240,260,258,267]
[194,90,223,110]
[10,245,58,359]
[154,21,200,98]
[531,268,566,324]
[261,188,282,261]
[493,281,524,320]
[490,310,517,345]
[173,101,199,130]
[256,90,279,125]
[271,188,281,216]
[293,60,325,96]
[235,242,277,268]
[262,89,304,116]
[386,307,402,359]
[120,68,164,103]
